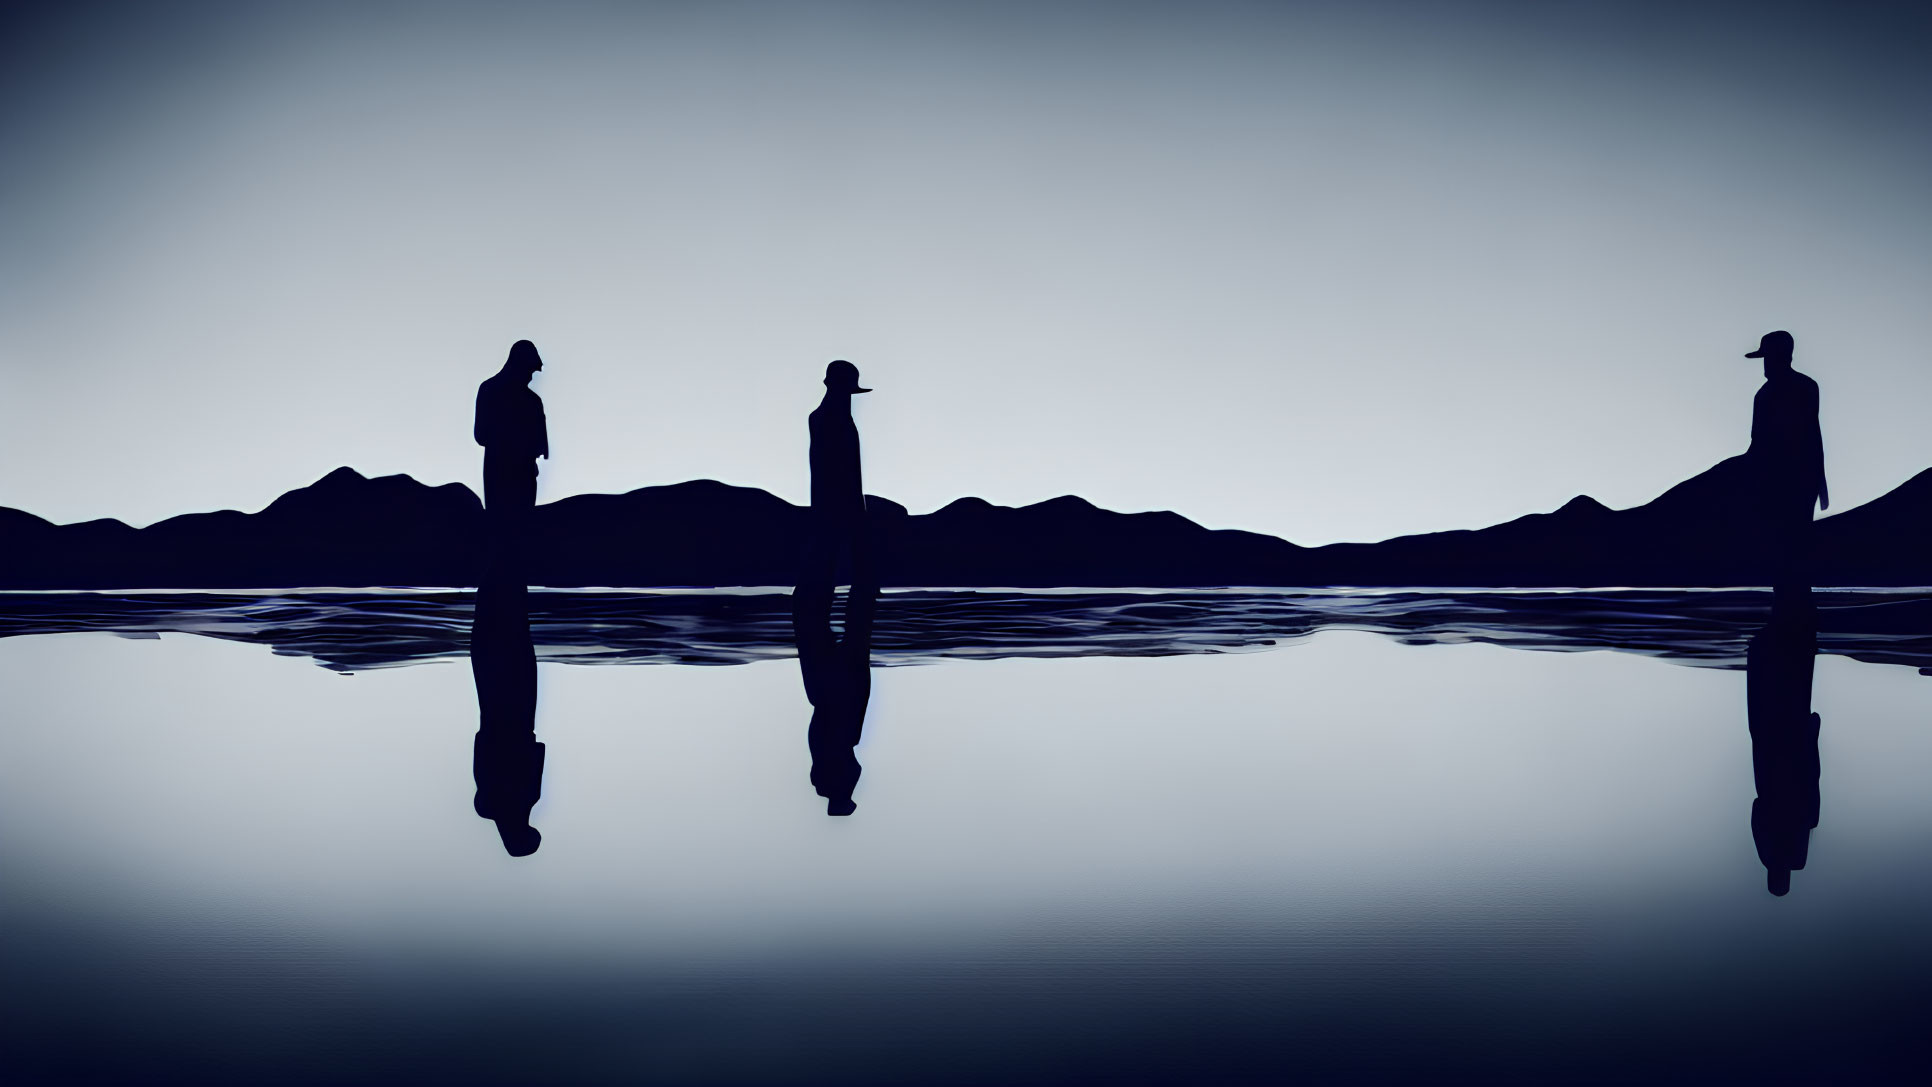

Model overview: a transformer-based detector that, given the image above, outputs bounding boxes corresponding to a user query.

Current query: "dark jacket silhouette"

[1742,331,1826,586]
[1745,589,1819,896]
[793,575,877,816]
[471,581,544,856]
[475,340,549,517]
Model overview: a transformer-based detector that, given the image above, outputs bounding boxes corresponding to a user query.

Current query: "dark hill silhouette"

[0,456,1927,589]
[1308,453,1913,587]
[0,468,1306,589]
[1,468,483,588]
[1309,454,1784,586]
[537,479,807,587]
[1811,467,1932,585]
[879,493,1302,587]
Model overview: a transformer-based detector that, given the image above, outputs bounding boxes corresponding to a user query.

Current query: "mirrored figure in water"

[1742,331,1827,591]
[471,581,544,856]
[804,359,872,588]
[1746,588,1820,896]
[475,339,549,576]
[793,574,878,816]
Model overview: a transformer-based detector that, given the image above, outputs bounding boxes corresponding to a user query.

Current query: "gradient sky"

[2,1,1927,545]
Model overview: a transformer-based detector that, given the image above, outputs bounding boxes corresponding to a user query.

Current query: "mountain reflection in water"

[4,588,1932,673]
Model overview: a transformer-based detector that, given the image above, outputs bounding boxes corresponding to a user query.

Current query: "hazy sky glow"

[2,1,1928,545]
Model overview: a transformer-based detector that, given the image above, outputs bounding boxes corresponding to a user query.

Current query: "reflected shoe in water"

[496,821,542,857]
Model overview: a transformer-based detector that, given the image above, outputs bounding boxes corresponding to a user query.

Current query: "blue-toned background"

[3,0,1928,543]
[4,3,1931,1083]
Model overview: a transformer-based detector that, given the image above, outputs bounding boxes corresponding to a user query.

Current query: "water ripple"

[2,589,1929,674]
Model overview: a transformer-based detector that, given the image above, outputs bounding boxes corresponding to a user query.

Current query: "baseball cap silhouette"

[824,359,871,393]
[1745,331,1795,359]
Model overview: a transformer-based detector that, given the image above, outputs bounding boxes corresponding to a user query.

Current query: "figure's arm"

[474,389,490,447]
[536,400,549,459]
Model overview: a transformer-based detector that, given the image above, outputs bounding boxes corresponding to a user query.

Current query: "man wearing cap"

[806,359,873,585]
[1741,331,1827,589]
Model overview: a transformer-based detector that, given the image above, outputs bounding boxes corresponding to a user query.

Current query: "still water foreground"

[2,590,1930,1083]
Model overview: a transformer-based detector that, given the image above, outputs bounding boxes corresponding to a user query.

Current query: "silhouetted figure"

[804,359,873,587]
[475,340,548,574]
[1745,588,1819,896]
[1742,331,1826,590]
[794,359,882,814]
[793,571,878,816]
[470,581,544,856]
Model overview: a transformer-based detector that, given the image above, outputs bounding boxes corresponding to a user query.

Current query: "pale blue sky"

[3,1,1927,545]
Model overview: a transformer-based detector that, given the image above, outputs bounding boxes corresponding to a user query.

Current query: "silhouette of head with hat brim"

[823,359,870,394]
[1745,330,1794,361]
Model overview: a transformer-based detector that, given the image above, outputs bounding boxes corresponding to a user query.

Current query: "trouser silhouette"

[482,453,537,580]
[801,503,874,590]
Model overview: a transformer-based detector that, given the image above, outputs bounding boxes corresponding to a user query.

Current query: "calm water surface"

[3,591,1929,1083]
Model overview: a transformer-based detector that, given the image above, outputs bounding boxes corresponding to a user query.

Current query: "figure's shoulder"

[1762,371,1820,400]
[1775,370,1821,406]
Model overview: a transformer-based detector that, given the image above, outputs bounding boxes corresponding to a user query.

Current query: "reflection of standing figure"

[475,340,549,574]
[804,359,872,588]
[1742,331,1826,591]
[471,581,544,856]
[1745,589,1819,896]
[793,573,878,816]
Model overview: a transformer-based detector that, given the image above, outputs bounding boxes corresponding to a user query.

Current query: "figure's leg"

[848,504,877,592]
[1772,494,1814,595]
[799,509,841,593]
[481,464,510,580]
[481,459,539,581]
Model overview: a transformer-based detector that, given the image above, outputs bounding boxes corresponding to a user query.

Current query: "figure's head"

[496,820,542,857]
[1767,867,1791,896]
[823,359,871,395]
[506,340,544,379]
[827,795,857,816]
[1745,330,1794,367]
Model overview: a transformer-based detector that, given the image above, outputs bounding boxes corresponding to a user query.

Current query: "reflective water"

[9,587,1932,671]
[2,590,1929,1083]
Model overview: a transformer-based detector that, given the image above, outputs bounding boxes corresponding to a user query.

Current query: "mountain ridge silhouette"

[0,456,1921,588]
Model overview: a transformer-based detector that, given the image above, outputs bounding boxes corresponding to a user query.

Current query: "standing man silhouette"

[1742,331,1826,590]
[806,359,872,586]
[474,340,549,570]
